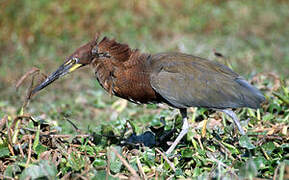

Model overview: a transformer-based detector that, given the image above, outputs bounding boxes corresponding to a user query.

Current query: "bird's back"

[149,52,265,109]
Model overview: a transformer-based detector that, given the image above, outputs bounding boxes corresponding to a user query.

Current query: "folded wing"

[149,53,265,109]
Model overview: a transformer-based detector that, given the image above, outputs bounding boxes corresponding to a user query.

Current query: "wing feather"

[149,53,265,109]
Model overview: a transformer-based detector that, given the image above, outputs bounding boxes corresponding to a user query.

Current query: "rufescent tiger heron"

[31,35,265,154]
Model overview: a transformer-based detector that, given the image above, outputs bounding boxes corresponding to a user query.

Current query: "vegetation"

[1,0,289,179]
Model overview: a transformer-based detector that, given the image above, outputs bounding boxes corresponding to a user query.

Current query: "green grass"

[1,0,289,179]
[1,74,289,179]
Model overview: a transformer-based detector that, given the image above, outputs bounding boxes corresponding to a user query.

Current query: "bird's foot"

[166,117,189,155]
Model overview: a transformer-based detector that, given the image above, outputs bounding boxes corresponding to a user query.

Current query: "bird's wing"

[149,53,265,109]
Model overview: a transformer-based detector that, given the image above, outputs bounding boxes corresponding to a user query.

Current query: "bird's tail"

[236,78,266,109]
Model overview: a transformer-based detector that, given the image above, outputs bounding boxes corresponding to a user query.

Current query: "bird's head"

[31,35,131,96]
[31,35,104,95]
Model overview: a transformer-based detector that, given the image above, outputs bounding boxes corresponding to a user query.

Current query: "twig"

[209,155,230,169]
[43,134,91,138]
[75,174,88,180]
[111,147,140,179]
[18,143,25,158]
[197,135,204,150]
[279,163,285,180]
[167,175,174,180]
[207,154,239,179]
[0,174,15,180]
[106,148,110,180]
[136,156,147,180]
[212,138,235,160]
[261,147,270,160]
[61,172,71,179]
[80,161,91,180]
[15,67,40,89]
[155,170,158,180]
[26,135,32,167]
[273,164,280,180]
[248,134,283,141]
[7,144,15,156]
[0,115,8,130]
[8,115,34,144]
[201,119,207,138]
[155,148,176,172]
[110,173,129,179]
[65,118,81,133]
[23,71,36,108]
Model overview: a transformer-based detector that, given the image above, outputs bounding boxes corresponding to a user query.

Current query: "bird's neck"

[92,37,157,103]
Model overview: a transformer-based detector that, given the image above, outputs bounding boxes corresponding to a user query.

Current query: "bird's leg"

[222,109,245,135]
[166,108,189,154]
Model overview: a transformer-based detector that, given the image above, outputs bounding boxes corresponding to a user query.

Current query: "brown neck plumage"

[92,36,157,103]
[97,37,135,62]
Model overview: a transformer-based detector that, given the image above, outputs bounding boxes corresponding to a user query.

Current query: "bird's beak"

[31,59,83,95]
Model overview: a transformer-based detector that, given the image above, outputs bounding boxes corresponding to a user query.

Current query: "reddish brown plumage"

[92,37,159,104]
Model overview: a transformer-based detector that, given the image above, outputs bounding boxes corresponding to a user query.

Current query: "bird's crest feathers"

[98,36,135,62]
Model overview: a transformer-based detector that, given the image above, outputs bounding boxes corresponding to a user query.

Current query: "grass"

[1,73,289,179]
[1,0,289,179]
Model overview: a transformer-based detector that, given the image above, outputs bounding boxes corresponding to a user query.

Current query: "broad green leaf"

[181,148,194,158]
[33,125,40,151]
[262,113,275,121]
[93,158,106,167]
[4,164,21,178]
[34,144,48,155]
[0,146,10,157]
[20,160,57,180]
[239,135,256,149]
[261,142,276,155]
[108,146,122,173]
[66,152,86,171]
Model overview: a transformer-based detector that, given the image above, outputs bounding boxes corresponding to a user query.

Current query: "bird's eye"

[91,46,98,56]
[72,57,79,64]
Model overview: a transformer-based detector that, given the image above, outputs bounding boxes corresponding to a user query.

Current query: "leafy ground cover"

[0,72,289,179]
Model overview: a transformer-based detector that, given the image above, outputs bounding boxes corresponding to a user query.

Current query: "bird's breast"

[93,59,160,104]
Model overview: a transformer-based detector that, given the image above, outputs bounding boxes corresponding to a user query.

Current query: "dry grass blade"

[136,156,147,180]
[61,172,72,179]
[18,143,25,158]
[0,115,8,130]
[111,147,140,179]
[46,134,90,139]
[106,147,111,180]
[7,144,15,156]
[15,67,48,108]
[197,134,204,150]
[155,148,176,172]
[65,118,81,133]
[201,119,207,138]
[0,174,15,180]
[15,67,40,89]
[212,138,234,160]
[25,135,32,167]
